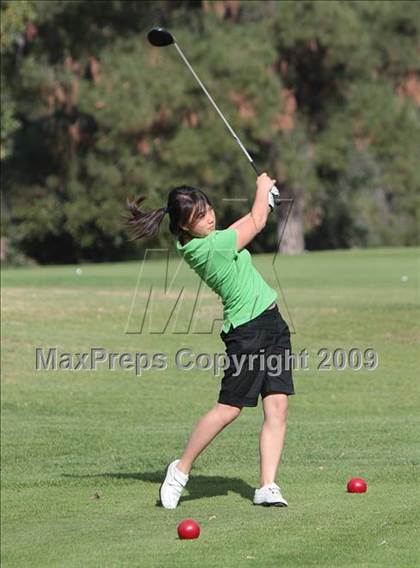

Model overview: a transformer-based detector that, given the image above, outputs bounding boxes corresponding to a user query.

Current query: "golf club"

[147,26,281,210]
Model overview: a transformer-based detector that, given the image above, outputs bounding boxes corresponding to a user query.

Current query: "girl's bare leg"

[177,402,241,475]
[259,393,288,486]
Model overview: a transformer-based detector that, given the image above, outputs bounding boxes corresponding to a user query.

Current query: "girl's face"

[182,203,216,238]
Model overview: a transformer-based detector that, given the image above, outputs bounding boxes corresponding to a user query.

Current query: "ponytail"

[123,195,167,241]
[123,185,212,244]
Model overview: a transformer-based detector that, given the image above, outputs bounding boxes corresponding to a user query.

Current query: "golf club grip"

[252,164,281,210]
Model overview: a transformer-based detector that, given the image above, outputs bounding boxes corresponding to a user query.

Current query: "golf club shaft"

[173,42,259,176]
[171,38,281,209]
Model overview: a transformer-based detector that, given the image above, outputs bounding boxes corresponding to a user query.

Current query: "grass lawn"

[1,247,419,567]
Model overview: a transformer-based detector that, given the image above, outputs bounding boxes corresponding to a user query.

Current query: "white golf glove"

[268,185,281,210]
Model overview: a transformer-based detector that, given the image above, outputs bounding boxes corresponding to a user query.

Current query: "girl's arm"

[228,213,252,230]
[230,173,276,251]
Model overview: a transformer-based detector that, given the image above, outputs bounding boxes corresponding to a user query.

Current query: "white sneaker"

[253,483,288,507]
[159,459,189,509]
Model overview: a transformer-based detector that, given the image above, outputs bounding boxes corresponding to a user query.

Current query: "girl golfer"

[124,172,295,508]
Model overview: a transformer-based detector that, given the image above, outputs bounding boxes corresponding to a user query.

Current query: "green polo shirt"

[176,228,277,333]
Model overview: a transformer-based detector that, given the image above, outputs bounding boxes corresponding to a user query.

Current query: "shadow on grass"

[63,470,254,505]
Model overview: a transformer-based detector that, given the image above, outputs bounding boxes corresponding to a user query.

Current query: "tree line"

[1,0,419,264]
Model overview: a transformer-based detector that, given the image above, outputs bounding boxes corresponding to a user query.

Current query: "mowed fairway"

[1,247,419,567]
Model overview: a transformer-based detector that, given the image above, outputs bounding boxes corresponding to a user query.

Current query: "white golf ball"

[76,268,82,276]
[401,275,408,283]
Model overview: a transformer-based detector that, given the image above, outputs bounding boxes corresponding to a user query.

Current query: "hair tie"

[164,206,169,214]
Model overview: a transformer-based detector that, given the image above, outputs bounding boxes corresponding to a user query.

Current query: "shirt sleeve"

[211,228,238,261]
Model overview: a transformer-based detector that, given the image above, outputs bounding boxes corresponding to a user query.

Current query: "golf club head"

[147,27,174,47]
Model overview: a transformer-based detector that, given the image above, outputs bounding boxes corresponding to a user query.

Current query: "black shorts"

[218,303,295,408]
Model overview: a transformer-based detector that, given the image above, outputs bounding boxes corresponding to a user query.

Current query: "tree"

[1,0,37,160]
[2,0,419,264]
[271,0,420,251]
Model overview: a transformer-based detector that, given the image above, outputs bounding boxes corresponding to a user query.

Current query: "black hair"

[123,185,213,245]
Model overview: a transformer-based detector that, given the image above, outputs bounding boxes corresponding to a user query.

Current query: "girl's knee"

[262,394,288,421]
[216,402,242,423]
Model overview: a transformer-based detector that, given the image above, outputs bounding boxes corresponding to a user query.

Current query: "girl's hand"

[257,172,277,193]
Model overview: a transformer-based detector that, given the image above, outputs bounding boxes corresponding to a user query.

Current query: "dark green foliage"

[1,0,419,263]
